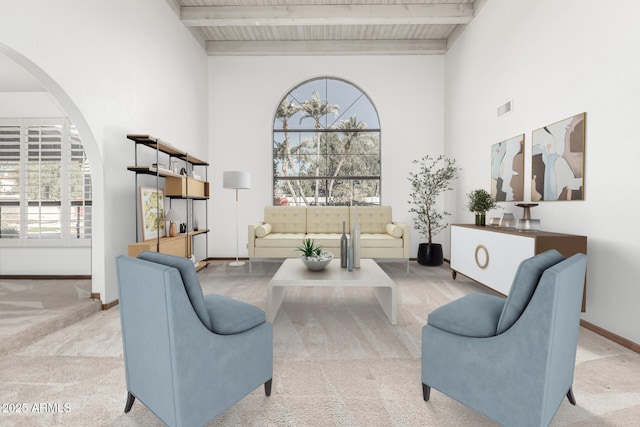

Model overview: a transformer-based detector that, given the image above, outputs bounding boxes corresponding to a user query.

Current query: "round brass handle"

[475,245,489,269]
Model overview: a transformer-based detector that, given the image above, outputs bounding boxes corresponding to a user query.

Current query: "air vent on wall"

[497,99,513,117]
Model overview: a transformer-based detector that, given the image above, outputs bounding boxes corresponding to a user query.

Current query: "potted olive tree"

[466,188,498,226]
[408,155,460,266]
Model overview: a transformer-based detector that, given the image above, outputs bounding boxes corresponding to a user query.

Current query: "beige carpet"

[1,261,639,426]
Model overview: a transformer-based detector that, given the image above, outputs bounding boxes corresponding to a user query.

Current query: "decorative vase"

[352,207,361,268]
[475,213,486,226]
[417,243,444,266]
[347,242,353,272]
[340,221,348,268]
[169,222,177,237]
[499,212,516,228]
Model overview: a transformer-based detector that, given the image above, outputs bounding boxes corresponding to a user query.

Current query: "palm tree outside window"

[273,77,381,206]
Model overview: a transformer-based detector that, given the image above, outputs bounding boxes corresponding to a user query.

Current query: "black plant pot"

[417,243,444,266]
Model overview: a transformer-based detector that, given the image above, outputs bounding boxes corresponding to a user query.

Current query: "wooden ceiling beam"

[183,4,473,27]
[205,39,447,56]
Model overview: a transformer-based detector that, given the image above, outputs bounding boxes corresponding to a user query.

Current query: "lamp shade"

[164,208,180,223]
[223,171,251,189]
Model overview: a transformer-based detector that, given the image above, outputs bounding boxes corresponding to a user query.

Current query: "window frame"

[0,117,91,247]
[272,77,382,206]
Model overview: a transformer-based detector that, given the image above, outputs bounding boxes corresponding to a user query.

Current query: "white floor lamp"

[223,171,251,266]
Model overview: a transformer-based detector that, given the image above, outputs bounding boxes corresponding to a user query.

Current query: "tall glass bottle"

[340,221,348,268]
[347,237,353,272]
[352,207,361,268]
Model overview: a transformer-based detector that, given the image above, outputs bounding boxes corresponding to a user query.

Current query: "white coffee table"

[267,258,397,325]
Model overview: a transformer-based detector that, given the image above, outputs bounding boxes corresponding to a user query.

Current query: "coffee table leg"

[372,286,397,325]
[267,284,287,322]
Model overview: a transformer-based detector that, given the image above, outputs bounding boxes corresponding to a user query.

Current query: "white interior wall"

[0,92,60,117]
[444,0,640,343]
[209,55,445,260]
[0,0,209,303]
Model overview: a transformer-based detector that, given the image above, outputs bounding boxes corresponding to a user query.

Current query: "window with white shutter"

[0,118,91,244]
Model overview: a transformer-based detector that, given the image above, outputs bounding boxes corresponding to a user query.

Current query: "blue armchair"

[422,250,587,427]
[116,251,273,427]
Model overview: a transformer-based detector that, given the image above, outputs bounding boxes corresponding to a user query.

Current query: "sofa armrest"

[247,222,262,258]
[392,222,411,258]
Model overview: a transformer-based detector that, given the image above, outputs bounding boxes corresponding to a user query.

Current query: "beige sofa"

[248,206,410,271]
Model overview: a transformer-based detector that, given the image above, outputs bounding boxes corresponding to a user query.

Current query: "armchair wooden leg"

[124,392,136,413]
[422,383,431,401]
[566,387,576,405]
[264,379,272,396]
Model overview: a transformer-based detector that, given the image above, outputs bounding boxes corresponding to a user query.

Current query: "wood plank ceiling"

[172,0,483,55]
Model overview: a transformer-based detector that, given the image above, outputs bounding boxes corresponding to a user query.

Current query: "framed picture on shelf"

[139,186,166,241]
[491,134,524,202]
[531,112,586,201]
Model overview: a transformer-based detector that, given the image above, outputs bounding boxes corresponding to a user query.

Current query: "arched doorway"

[0,44,105,301]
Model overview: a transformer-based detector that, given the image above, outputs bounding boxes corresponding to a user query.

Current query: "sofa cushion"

[137,251,212,331]
[255,223,272,238]
[385,223,404,238]
[305,233,343,248]
[496,249,565,334]
[255,233,306,248]
[203,294,267,335]
[428,293,506,338]
[264,206,307,233]
[351,206,392,233]
[360,233,403,248]
[307,206,350,233]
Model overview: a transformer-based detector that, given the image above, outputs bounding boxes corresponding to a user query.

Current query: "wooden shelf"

[127,134,208,166]
[127,165,183,178]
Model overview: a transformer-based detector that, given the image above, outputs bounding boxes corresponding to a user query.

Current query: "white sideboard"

[450,224,587,310]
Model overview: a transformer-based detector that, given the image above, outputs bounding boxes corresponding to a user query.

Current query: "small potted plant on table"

[466,188,498,226]
[296,238,334,271]
[408,155,460,266]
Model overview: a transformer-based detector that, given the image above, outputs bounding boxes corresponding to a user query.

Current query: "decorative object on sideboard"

[164,208,180,237]
[296,238,333,272]
[532,112,586,201]
[466,188,498,227]
[351,207,361,268]
[491,134,525,202]
[223,171,252,267]
[488,217,500,226]
[516,203,541,231]
[499,212,516,228]
[408,155,460,266]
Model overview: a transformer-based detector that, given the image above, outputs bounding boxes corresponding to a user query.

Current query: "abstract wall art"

[531,112,586,201]
[491,134,524,202]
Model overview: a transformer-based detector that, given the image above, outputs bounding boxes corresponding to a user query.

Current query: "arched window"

[273,77,381,206]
